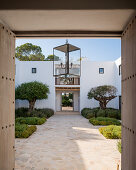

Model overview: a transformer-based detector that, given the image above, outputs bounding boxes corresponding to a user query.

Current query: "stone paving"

[15,114,121,170]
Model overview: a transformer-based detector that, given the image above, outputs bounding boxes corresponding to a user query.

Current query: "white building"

[15,57,121,112]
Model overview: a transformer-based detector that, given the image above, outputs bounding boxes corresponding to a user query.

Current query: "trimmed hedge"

[15,117,46,125]
[99,125,121,139]
[81,108,95,119]
[32,108,54,118]
[97,108,121,120]
[89,117,121,126]
[15,123,37,138]
[15,108,29,118]
[15,108,54,119]
[117,140,121,153]
[81,107,121,120]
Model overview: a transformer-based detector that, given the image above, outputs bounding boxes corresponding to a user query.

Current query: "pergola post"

[121,15,136,170]
[0,23,15,170]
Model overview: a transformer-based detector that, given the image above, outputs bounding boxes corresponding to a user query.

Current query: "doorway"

[61,92,73,111]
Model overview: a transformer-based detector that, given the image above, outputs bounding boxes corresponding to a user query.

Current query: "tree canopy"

[15,81,49,111]
[88,85,117,109]
[45,54,60,61]
[15,43,45,61]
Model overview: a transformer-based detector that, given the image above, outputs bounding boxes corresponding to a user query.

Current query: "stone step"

[55,111,80,115]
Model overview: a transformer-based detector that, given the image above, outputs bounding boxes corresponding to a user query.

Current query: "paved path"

[15,115,121,170]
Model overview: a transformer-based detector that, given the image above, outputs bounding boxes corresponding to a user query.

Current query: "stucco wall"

[15,58,121,112]
[15,60,55,110]
[80,59,121,111]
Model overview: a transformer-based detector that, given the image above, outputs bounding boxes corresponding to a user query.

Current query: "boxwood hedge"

[89,117,121,126]
[15,117,46,125]
[15,108,54,119]
[99,125,121,139]
[15,123,37,138]
[81,107,121,120]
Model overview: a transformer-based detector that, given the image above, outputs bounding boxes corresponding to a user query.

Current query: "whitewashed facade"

[15,57,121,112]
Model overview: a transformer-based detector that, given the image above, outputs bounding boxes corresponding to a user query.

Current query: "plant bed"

[15,123,37,138]
[81,107,121,120]
[97,108,121,120]
[81,108,95,119]
[15,108,54,119]
[15,117,46,125]
[32,108,54,118]
[99,125,121,139]
[89,117,121,126]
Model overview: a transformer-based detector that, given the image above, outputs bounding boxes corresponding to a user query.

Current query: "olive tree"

[15,81,49,111]
[87,85,117,109]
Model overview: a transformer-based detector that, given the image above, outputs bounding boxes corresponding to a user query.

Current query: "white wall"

[55,91,62,111]
[80,59,121,111]
[15,57,121,112]
[15,60,55,110]
[73,91,79,111]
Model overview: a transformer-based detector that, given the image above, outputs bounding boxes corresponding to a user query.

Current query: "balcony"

[55,77,80,85]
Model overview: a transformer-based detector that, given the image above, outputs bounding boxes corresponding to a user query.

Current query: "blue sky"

[16,38,121,61]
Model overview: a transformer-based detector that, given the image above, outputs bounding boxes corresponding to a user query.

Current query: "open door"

[61,93,73,111]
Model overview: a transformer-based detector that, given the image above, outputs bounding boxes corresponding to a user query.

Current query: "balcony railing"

[55,77,80,85]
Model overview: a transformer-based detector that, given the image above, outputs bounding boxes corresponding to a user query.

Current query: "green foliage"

[99,125,121,139]
[15,81,49,101]
[89,117,121,126]
[97,108,121,119]
[15,81,49,110]
[97,109,106,117]
[15,108,54,119]
[107,108,121,120]
[15,108,29,118]
[88,85,117,109]
[81,107,121,120]
[45,54,60,61]
[15,117,46,125]
[81,108,95,119]
[117,140,121,153]
[34,108,54,118]
[15,43,45,61]
[15,123,37,138]
[62,93,73,107]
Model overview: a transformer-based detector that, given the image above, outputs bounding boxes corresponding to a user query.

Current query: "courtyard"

[15,114,121,170]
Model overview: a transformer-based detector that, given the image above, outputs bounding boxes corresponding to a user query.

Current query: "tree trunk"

[29,100,36,111]
[99,101,107,110]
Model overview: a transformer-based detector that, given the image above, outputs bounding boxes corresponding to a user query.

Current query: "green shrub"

[106,109,121,120]
[81,108,95,119]
[81,107,121,120]
[91,107,100,116]
[15,123,37,138]
[96,108,121,120]
[15,108,54,118]
[89,117,121,126]
[85,112,95,119]
[35,108,54,118]
[97,109,107,117]
[16,117,46,125]
[15,107,29,118]
[117,140,121,153]
[81,108,91,117]
[99,125,121,139]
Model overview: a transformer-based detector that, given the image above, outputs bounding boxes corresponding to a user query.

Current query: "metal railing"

[55,77,80,85]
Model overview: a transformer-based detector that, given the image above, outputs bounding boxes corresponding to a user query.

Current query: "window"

[32,68,37,73]
[99,68,104,74]
[119,65,121,75]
